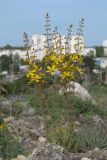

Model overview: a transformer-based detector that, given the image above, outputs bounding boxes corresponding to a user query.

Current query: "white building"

[31,34,84,60]
[0,34,90,61]
[31,34,46,60]
[83,48,96,57]
[95,57,107,68]
[0,49,26,59]
[103,40,107,56]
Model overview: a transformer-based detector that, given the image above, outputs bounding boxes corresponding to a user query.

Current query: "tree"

[83,56,95,82]
[3,45,12,50]
[83,56,95,73]
[0,55,12,73]
[96,46,104,57]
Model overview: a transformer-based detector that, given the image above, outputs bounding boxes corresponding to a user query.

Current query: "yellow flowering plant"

[58,52,83,84]
[25,46,83,86]
[23,16,84,87]
[25,51,44,85]
[42,46,83,85]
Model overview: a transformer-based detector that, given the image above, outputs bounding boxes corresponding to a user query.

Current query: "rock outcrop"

[27,142,107,160]
[28,142,71,160]
[59,81,93,102]
[4,116,45,153]
[11,155,27,160]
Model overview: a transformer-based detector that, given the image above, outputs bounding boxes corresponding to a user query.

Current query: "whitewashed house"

[95,57,107,68]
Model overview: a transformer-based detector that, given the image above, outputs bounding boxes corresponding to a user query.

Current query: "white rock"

[4,116,14,123]
[38,136,47,143]
[59,81,92,101]
[29,142,70,160]
[94,148,100,151]
[81,158,91,160]
[22,107,36,116]
[75,121,80,125]
[17,155,27,160]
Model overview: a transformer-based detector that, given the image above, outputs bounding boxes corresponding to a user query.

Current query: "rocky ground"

[1,109,107,160]
[4,115,45,153]
[10,140,107,160]
[1,82,107,160]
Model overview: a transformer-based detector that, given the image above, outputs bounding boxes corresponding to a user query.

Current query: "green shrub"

[27,88,107,119]
[42,91,107,152]
[71,96,107,118]
[47,119,107,153]
[0,128,24,160]
[26,88,45,115]
[47,123,75,151]
[5,76,28,95]
[87,84,107,107]
[51,91,106,118]
[72,126,107,152]
[27,89,67,117]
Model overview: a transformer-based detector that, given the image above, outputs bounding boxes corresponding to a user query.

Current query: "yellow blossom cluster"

[25,48,83,85]
[45,50,83,84]
[25,37,83,86]
[26,57,44,85]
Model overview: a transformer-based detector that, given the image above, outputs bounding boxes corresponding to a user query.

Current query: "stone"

[59,81,92,101]
[94,148,99,151]
[38,137,47,143]
[92,115,103,125]
[5,116,45,153]
[29,142,71,160]
[81,158,91,160]
[80,149,107,160]
[29,129,45,138]
[22,107,36,117]
[75,121,80,126]
[17,155,27,160]
[3,116,14,123]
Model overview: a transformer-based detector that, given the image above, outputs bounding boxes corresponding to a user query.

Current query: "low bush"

[0,127,24,160]
[47,119,107,152]
[33,90,107,153]
[71,96,107,118]
[28,89,107,119]
[47,122,75,151]
[4,75,28,95]
[87,84,107,107]
[27,89,107,152]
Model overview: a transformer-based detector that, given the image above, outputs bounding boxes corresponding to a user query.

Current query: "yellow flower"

[31,74,42,83]
[25,34,83,86]
[27,67,44,83]
[61,71,73,80]
[46,65,58,75]
[50,54,57,61]
[76,66,83,74]
[62,62,68,69]
[58,54,65,63]
[70,54,79,61]
[0,124,5,129]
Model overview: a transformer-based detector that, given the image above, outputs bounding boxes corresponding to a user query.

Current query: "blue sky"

[0,0,107,46]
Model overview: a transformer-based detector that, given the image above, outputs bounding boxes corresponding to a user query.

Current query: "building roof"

[103,40,107,47]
